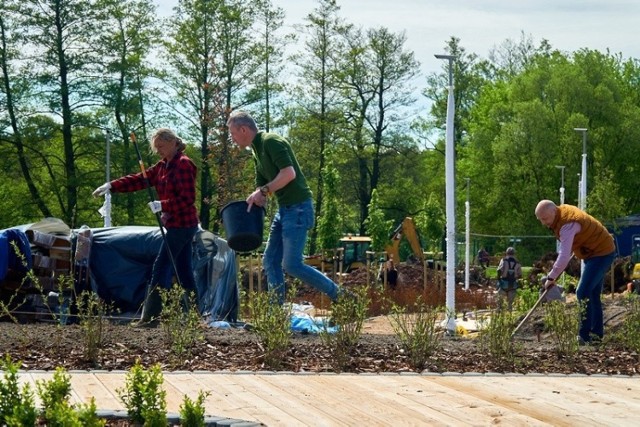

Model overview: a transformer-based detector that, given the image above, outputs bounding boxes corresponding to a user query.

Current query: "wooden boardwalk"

[19,371,640,426]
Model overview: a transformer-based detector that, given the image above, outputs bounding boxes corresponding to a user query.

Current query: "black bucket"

[221,200,265,252]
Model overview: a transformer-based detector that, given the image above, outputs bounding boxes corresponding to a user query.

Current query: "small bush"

[0,355,37,427]
[244,288,293,369]
[478,308,520,363]
[543,300,581,357]
[320,286,370,372]
[117,360,167,426]
[180,390,210,427]
[75,291,109,363]
[613,294,640,352]
[389,298,442,370]
[160,284,204,362]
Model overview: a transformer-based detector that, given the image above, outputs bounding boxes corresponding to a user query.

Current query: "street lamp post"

[435,53,457,333]
[574,128,588,211]
[464,177,470,292]
[555,165,565,205]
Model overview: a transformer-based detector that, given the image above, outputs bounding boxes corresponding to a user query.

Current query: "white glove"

[148,200,162,213]
[92,182,111,197]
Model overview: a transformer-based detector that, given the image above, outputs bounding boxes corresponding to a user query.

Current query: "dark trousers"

[149,226,197,293]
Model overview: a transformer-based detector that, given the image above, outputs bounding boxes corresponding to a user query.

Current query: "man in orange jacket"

[535,200,616,344]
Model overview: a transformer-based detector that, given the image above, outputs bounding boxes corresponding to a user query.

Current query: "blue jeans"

[150,226,197,294]
[576,251,615,342]
[263,198,340,304]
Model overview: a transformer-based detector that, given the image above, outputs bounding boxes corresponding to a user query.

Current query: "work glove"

[148,200,162,214]
[92,182,111,197]
[542,276,555,290]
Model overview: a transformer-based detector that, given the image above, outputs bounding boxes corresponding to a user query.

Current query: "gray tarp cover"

[2,219,238,323]
[88,226,238,322]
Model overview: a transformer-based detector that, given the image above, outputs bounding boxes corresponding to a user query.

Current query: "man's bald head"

[535,200,557,227]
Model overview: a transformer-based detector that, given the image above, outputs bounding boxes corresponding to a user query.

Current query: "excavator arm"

[384,217,424,263]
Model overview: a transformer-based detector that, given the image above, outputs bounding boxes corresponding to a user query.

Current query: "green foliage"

[365,189,393,252]
[414,193,445,252]
[389,299,442,370]
[320,286,370,372]
[179,390,211,427]
[478,309,520,362]
[316,164,344,251]
[160,285,204,362]
[0,356,37,427]
[244,288,293,369]
[36,367,73,416]
[75,291,108,363]
[543,300,580,357]
[117,360,167,426]
[613,294,640,352]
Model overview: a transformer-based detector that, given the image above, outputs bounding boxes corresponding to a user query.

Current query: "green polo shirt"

[251,131,312,206]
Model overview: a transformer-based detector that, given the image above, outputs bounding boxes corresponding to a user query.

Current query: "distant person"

[535,200,615,345]
[496,247,522,311]
[226,110,351,305]
[379,258,399,289]
[93,128,198,326]
[477,247,490,269]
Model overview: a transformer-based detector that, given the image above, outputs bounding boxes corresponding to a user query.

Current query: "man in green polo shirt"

[227,111,346,304]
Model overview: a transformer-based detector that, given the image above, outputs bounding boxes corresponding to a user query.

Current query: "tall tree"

[165,0,259,230]
[0,1,53,221]
[15,0,104,225]
[93,0,162,224]
[291,0,343,252]
[334,25,420,232]
[252,0,288,131]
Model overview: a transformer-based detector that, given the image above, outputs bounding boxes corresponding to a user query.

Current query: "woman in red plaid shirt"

[93,128,198,325]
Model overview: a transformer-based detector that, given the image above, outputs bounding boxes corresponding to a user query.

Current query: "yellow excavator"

[384,217,425,264]
[305,217,425,273]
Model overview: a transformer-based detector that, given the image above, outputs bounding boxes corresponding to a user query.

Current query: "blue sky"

[157,0,640,76]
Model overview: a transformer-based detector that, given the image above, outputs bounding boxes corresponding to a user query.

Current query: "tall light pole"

[464,177,470,292]
[435,53,456,333]
[555,165,565,205]
[574,128,587,211]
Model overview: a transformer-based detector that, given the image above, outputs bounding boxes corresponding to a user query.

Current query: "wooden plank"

[360,374,551,426]
[166,373,292,425]
[429,375,640,427]
[70,372,126,410]
[312,374,457,426]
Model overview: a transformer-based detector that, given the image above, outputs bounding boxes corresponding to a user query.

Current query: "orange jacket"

[551,205,615,259]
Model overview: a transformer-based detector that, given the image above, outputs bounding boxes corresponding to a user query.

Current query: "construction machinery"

[304,217,425,274]
[304,235,372,273]
[384,217,425,264]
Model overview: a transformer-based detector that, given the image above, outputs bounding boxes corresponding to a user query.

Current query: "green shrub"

[117,360,167,426]
[244,288,292,369]
[180,390,210,427]
[389,298,442,370]
[160,285,204,362]
[543,300,580,356]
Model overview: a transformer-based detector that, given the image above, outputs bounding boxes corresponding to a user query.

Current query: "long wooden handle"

[511,287,550,338]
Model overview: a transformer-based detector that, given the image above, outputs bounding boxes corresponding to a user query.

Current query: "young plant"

[477,308,520,363]
[117,359,167,426]
[160,284,204,362]
[0,356,37,427]
[320,286,370,372]
[179,390,211,427]
[389,298,442,370]
[543,300,581,356]
[75,291,108,363]
[245,287,293,369]
[615,293,640,352]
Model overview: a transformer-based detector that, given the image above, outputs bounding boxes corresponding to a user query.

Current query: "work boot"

[132,286,162,328]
